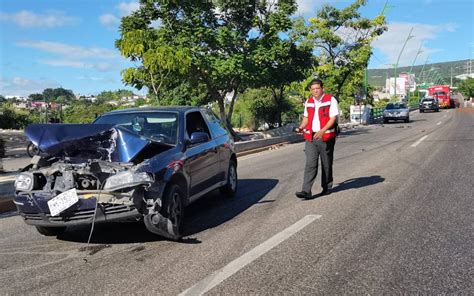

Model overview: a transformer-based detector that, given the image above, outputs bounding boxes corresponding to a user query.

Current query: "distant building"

[455,73,474,80]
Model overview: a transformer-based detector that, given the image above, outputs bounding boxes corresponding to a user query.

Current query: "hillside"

[368,59,471,88]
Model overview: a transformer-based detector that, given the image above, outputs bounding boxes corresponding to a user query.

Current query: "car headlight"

[15,173,35,191]
[103,171,153,191]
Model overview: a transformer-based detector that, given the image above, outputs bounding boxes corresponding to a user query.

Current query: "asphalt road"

[1,108,473,295]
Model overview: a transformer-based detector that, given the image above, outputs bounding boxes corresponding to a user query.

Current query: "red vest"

[304,94,337,142]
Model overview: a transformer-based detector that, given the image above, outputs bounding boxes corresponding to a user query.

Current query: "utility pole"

[393,27,415,98]
[419,56,430,85]
[450,67,453,87]
[407,44,423,102]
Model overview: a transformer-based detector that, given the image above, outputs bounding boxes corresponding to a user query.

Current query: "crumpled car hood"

[25,124,151,162]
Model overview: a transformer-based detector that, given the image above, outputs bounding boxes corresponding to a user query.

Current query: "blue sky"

[0,0,473,97]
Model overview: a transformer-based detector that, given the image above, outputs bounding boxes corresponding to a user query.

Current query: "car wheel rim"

[229,165,237,192]
[170,192,181,225]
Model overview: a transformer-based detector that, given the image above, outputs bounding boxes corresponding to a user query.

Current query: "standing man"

[295,79,339,199]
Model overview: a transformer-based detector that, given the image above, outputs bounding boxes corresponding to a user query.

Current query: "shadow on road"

[331,175,385,194]
[57,178,278,244]
[182,178,278,237]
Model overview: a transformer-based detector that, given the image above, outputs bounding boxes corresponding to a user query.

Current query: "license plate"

[47,188,79,216]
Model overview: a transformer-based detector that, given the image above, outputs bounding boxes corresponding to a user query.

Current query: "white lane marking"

[179,214,322,296]
[411,135,429,147]
[436,121,442,125]
[447,110,450,113]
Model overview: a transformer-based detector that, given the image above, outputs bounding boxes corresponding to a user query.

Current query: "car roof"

[100,106,204,116]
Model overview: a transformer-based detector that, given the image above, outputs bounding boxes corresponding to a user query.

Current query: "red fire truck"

[428,85,452,108]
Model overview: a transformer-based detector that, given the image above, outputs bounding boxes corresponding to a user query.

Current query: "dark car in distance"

[419,97,439,112]
[14,107,237,240]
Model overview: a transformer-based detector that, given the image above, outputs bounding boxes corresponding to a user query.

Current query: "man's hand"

[313,130,325,140]
[294,127,304,134]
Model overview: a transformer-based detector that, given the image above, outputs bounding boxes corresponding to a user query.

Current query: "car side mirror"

[188,132,209,145]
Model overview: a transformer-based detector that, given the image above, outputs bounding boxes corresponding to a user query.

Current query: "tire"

[404,117,409,123]
[420,110,424,113]
[26,142,39,158]
[144,184,183,240]
[35,226,66,236]
[220,160,238,198]
[383,119,388,124]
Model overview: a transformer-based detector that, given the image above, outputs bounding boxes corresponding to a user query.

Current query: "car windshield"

[94,112,179,145]
[385,103,406,110]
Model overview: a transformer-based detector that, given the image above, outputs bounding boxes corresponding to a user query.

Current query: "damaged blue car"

[14,107,238,240]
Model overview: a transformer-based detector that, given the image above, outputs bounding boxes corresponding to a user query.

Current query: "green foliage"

[28,93,44,101]
[116,0,305,129]
[298,0,387,115]
[458,78,474,98]
[42,87,75,103]
[232,88,294,130]
[63,103,117,123]
[0,103,31,129]
[96,89,135,104]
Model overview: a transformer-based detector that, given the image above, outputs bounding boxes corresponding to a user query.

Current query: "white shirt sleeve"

[329,96,340,118]
[303,99,308,117]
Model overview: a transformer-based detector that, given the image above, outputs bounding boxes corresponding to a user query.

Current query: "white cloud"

[0,10,78,28]
[41,59,116,72]
[0,76,59,97]
[372,22,458,67]
[295,0,317,16]
[99,14,120,26]
[17,40,119,59]
[99,1,139,28]
[117,2,140,16]
[76,76,116,83]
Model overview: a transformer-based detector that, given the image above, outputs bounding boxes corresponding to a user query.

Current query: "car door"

[184,111,220,197]
[202,109,232,182]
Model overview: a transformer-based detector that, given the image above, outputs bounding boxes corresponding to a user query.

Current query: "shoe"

[320,187,332,196]
[295,191,312,199]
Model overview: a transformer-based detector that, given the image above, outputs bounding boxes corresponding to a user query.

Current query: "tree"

[117,0,301,131]
[249,1,313,126]
[458,78,474,99]
[42,88,75,103]
[29,93,44,101]
[298,0,387,109]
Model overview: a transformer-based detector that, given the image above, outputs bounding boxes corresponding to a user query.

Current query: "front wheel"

[144,184,183,240]
[220,160,237,198]
[26,142,40,157]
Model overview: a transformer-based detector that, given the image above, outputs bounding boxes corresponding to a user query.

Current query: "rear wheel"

[35,226,66,236]
[220,160,237,198]
[420,110,424,113]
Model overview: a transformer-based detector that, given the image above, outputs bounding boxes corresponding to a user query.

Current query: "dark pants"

[302,138,335,194]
